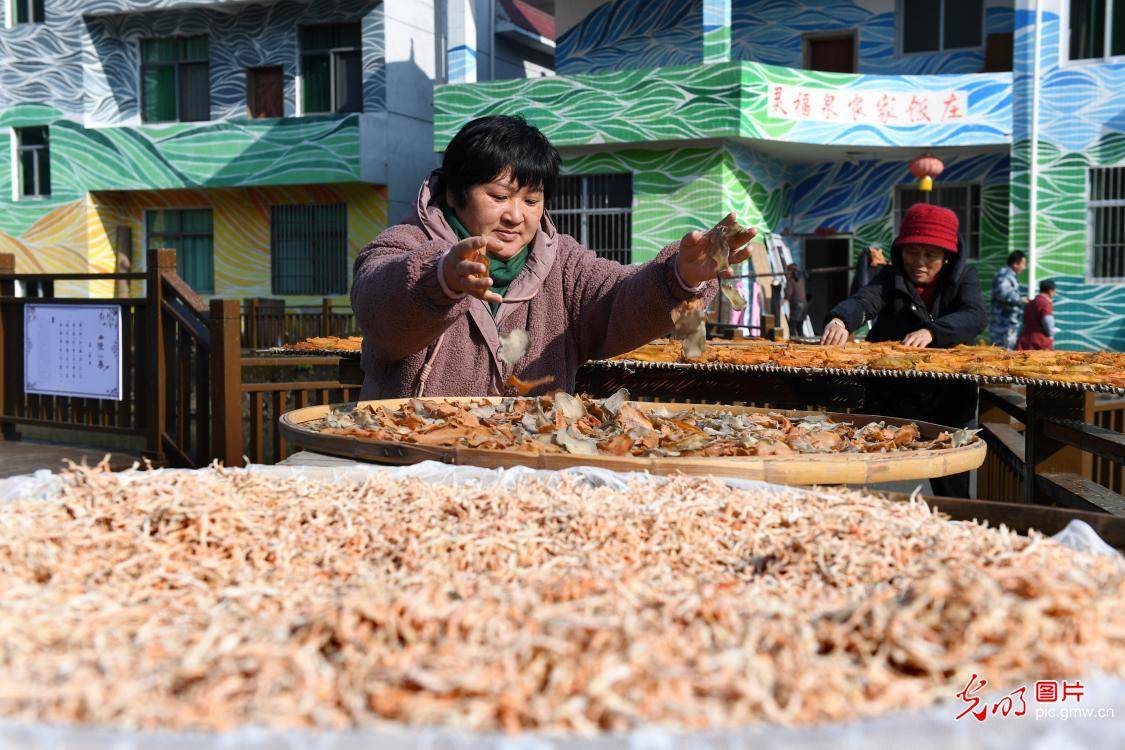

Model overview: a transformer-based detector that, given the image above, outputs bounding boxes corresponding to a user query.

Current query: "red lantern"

[909,154,944,192]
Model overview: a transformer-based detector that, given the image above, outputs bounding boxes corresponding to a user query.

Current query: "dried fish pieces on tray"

[318,390,966,458]
[284,391,986,484]
[0,464,1122,740]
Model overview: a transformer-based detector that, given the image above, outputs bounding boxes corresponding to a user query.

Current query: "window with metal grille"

[1068,0,1125,60]
[146,209,214,293]
[894,184,981,259]
[140,36,210,123]
[12,0,44,24]
[271,204,348,295]
[548,174,633,264]
[299,24,363,114]
[1089,166,1125,280]
[16,126,50,198]
[899,0,984,54]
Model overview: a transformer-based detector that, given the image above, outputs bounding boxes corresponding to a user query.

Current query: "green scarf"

[443,206,530,315]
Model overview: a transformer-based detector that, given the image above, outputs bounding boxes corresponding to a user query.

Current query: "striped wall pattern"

[1,182,386,301]
[434,62,1012,150]
[93,183,386,301]
[0,1,387,299]
[0,0,385,124]
[558,0,1015,75]
[702,0,732,63]
[51,114,364,192]
[554,0,704,75]
[1007,2,1125,350]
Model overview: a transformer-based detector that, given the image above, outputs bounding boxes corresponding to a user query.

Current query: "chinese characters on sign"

[24,304,123,401]
[768,84,968,126]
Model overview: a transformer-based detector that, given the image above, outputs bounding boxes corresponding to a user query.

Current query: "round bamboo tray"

[279,398,986,485]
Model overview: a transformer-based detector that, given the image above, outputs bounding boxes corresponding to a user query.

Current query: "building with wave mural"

[0,0,553,302]
[436,0,1125,351]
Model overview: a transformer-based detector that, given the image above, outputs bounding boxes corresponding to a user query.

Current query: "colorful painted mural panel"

[557,0,1016,76]
[50,115,364,192]
[435,62,1011,150]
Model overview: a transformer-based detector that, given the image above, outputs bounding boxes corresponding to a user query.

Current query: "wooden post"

[322,297,332,337]
[210,298,244,468]
[145,248,176,463]
[1025,385,1095,505]
[0,253,15,440]
[247,298,258,350]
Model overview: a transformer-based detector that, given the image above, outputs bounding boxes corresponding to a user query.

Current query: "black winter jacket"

[828,247,987,347]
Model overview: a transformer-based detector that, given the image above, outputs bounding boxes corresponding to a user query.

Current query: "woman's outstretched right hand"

[820,318,849,346]
[442,236,505,304]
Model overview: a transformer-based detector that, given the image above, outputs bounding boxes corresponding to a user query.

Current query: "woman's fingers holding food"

[728,243,753,266]
[451,236,486,259]
[460,274,493,292]
[451,235,505,259]
[729,226,758,252]
[456,260,488,278]
[679,229,706,256]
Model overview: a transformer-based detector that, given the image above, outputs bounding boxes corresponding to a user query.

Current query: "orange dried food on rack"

[709,347,772,366]
[613,341,682,363]
[868,355,920,371]
[288,335,364,351]
[610,337,1125,389]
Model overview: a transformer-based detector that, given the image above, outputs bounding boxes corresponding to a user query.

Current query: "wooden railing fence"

[0,250,355,469]
[242,298,355,349]
[978,386,1125,515]
[1,249,186,463]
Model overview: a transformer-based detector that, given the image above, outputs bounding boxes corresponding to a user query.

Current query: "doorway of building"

[804,31,857,73]
[802,237,852,334]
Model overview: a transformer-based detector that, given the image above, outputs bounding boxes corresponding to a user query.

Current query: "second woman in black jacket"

[820,203,987,498]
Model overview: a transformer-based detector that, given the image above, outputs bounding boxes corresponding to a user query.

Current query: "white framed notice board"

[24,304,123,401]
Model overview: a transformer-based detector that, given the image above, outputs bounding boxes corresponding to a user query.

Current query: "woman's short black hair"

[441,115,561,207]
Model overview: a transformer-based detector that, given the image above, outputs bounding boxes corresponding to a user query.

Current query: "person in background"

[990,251,1027,349]
[1017,279,1059,351]
[849,246,888,296]
[820,204,987,499]
[784,263,809,334]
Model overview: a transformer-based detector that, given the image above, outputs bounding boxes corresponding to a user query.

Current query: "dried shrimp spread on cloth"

[0,464,1123,733]
[318,390,977,457]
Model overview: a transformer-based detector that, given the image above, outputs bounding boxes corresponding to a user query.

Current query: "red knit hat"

[894,203,960,254]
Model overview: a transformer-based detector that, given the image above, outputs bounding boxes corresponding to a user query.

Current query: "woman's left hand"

[676,213,757,287]
[902,329,934,348]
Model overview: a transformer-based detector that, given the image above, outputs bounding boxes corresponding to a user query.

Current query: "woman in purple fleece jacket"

[351,116,756,399]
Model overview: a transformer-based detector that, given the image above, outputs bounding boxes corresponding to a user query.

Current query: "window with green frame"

[298,24,363,114]
[13,0,45,23]
[147,209,215,293]
[270,204,348,295]
[15,126,51,198]
[140,36,211,123]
